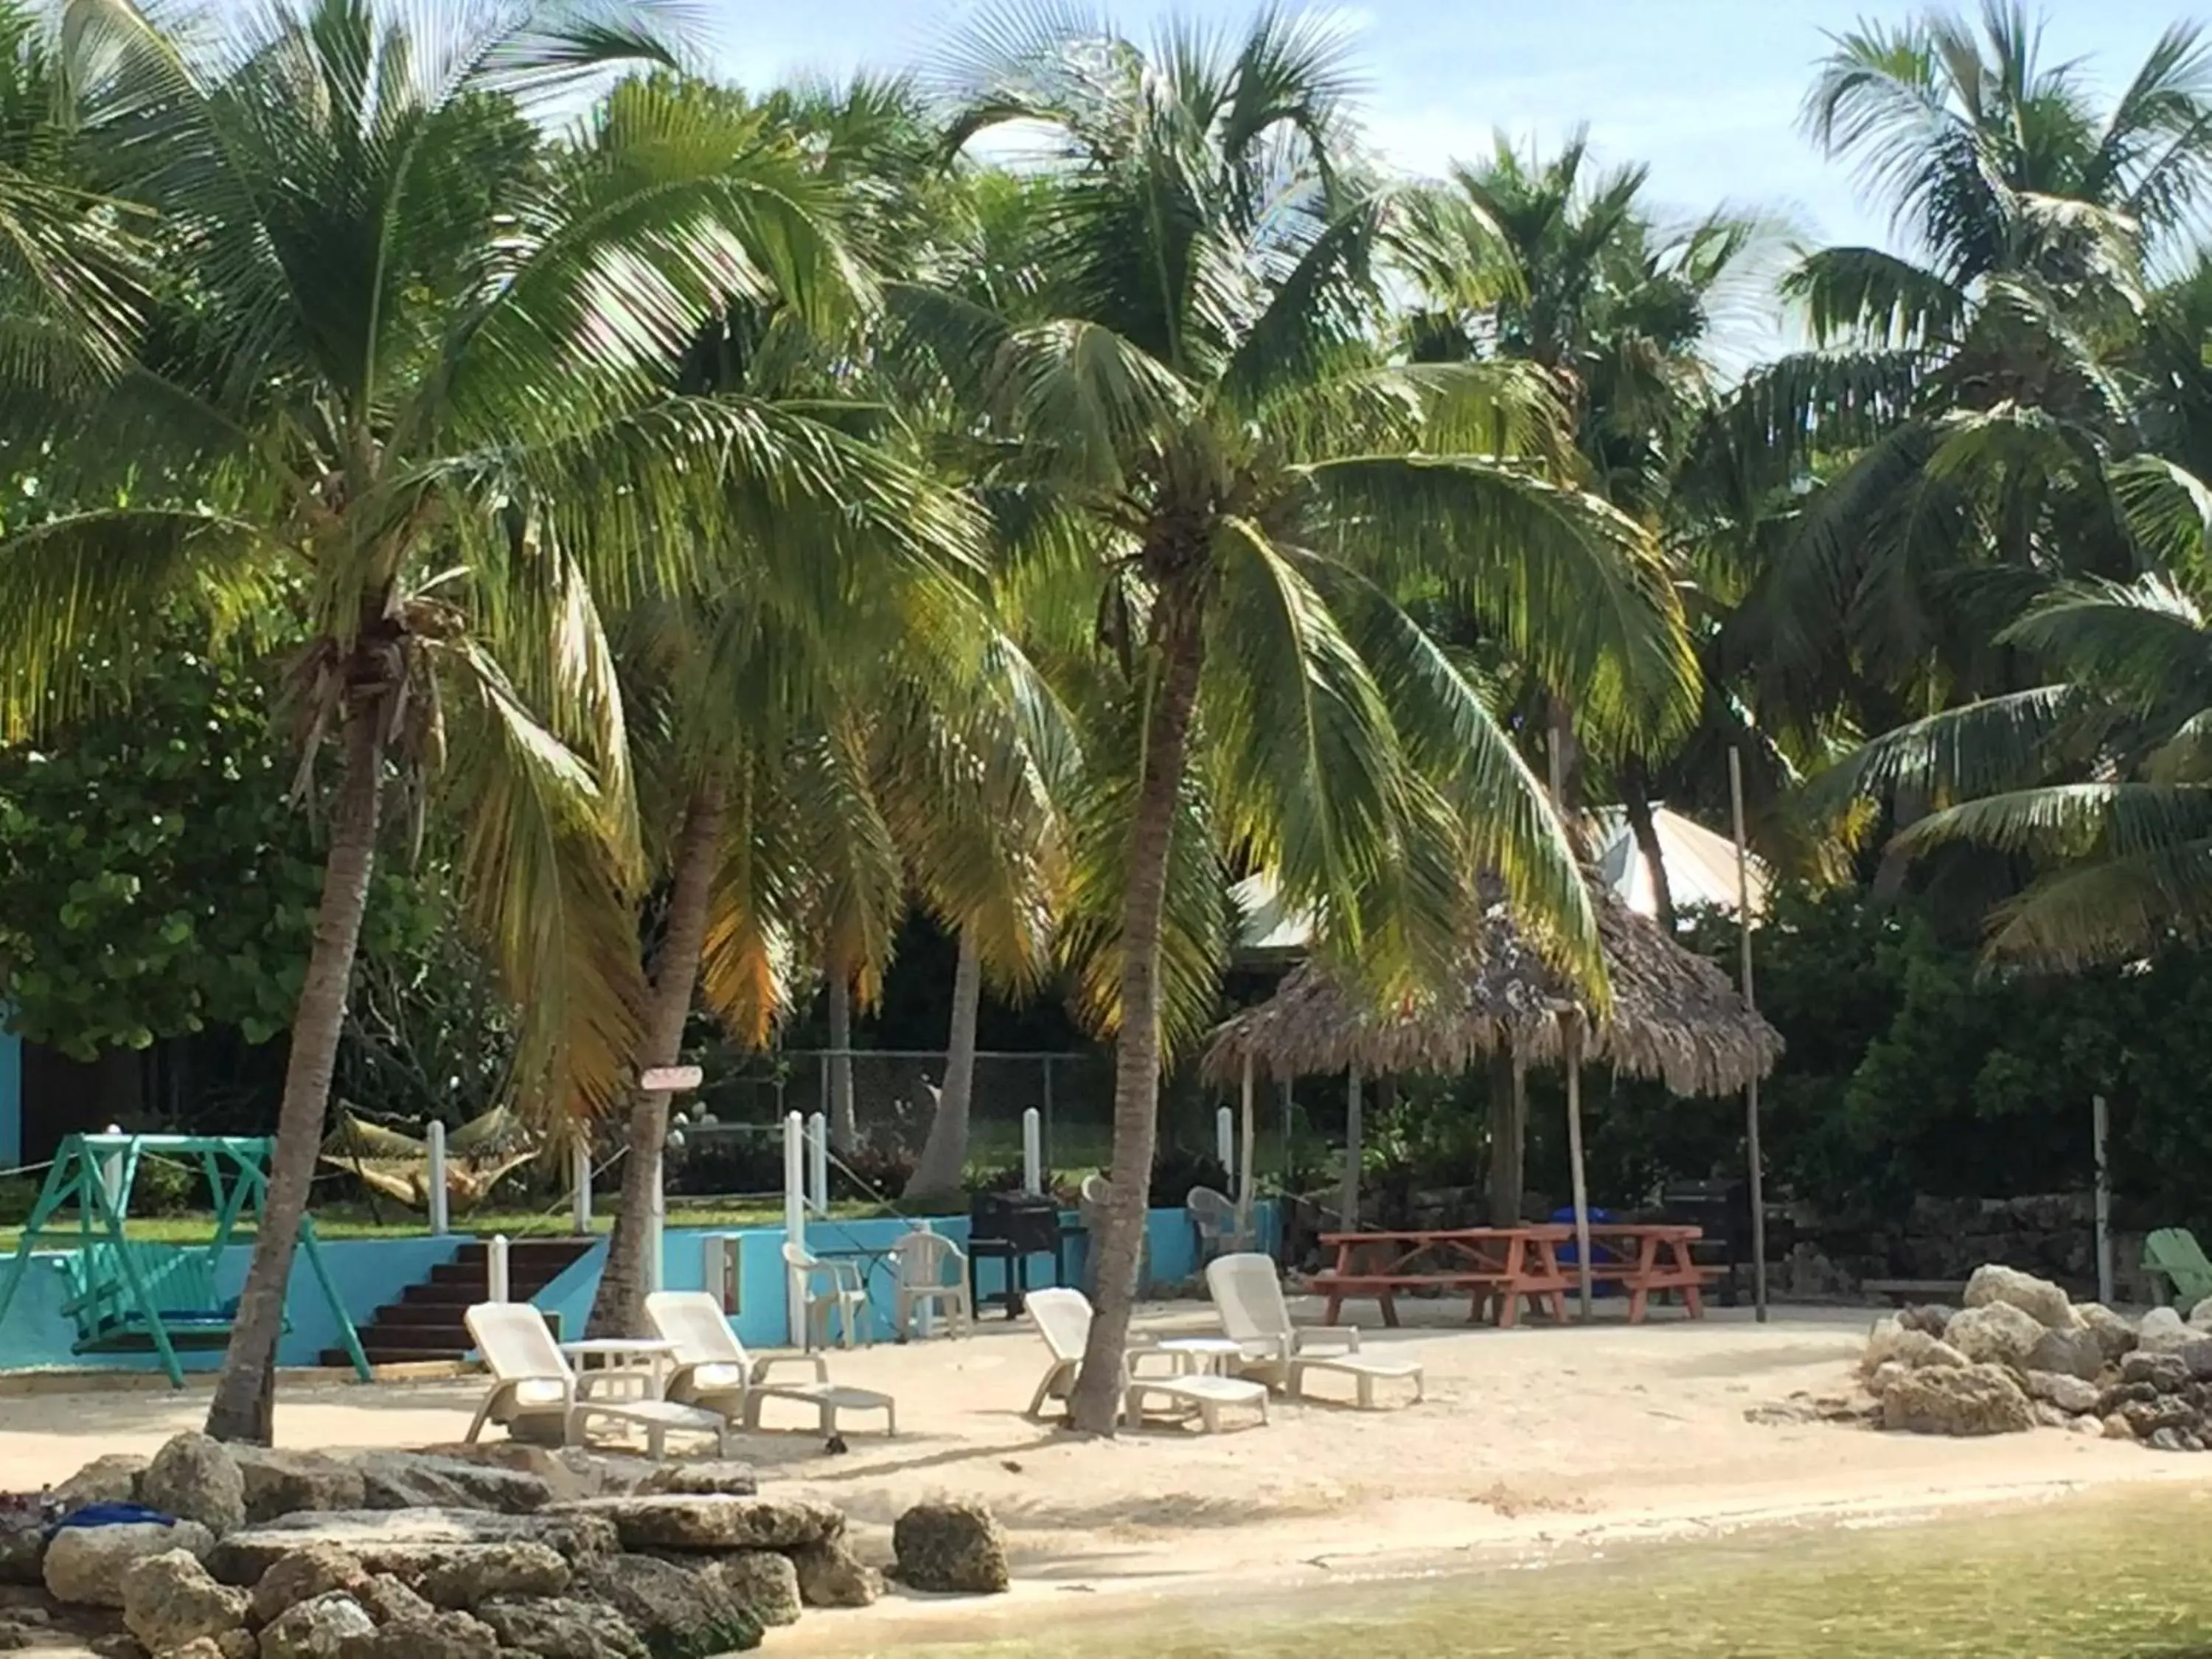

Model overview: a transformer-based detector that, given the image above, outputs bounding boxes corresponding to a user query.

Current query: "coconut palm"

[1727,4,2212,728]
[1397,132,1775,901]
[0,0,937,1441]
[906,8,1694,1432]
[0,0,141,397]
[1822,552,2212,966]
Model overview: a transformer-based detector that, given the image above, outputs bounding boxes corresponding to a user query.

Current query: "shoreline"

[768,1462,2212,1652]
[11,1301,2212,1655]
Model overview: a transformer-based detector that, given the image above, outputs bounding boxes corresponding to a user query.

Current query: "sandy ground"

[7,1298,2210,1652]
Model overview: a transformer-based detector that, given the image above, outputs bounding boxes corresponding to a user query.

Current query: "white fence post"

[783,1112,807,1345]
[569,1139,592,1235]
[1216,1105,1235,1184]
[807,1110,830,1213]
[426,1121,449,1237]
[100,1124,124,1214]
[487,1234,510,1302]
[1021,1107,1043,1194]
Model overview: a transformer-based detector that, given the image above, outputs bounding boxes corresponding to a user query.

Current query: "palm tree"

[1397,131,1773,891]
[0,0,140,398]
[1823,557,2212,966]
[1727,4,2212,741]
[908,8,1694,1432]
[0,0,911,1441]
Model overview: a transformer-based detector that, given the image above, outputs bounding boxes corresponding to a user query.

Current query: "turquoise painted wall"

[534,1203,1279,1350]
[0,1203,1279,1374]
[0,1233,459,1373]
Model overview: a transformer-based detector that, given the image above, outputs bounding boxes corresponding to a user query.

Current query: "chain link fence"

[661,1048,1309,1203]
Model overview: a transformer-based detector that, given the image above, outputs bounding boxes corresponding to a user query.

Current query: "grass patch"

[0,1197,903,1253]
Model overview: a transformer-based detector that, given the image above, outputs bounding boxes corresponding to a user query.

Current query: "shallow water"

[858,1485,2212,1658]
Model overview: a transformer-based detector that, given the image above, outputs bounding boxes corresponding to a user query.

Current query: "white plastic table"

[560,1336,676,1398]
[1157,1336,1248,1377]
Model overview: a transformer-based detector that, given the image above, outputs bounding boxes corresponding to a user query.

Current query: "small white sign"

[639,1065,703,1092]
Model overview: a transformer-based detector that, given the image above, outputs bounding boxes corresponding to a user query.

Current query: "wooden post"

[1342,1064,1363,1231]
[1728,747,1769,1322]
[1564,1015,1593,1319]
[2093,1094,2113,1306]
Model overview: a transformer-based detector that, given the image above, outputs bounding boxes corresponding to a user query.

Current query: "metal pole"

[569,1138,591,1235]
[1342,1065,1363,1231]
[783,1112,807,1345]
[1040,1057,1055,1173]
[1021,1107,1042,1194]
[1565,1015,1593,1320]
[2094,1093,2114,1306]
[1216,1105,1235,1185]
[1728,746,1770,1322]
[487,1234,510,1302]
[1238,1055,1258,1237]
[426,1121,449,1237]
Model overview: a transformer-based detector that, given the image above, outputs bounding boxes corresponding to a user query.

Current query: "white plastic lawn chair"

[1186,1186,1256,1261]
[782,1240,872,1350]
[462,1301,731,1456]
[644,1290,896,1438]
[1023,1286,1268,1433]
[891,1226,973,1340]
[1205,1251,1425,1409]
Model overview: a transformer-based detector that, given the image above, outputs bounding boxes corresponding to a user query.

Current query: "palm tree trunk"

[1871,785,1928,903]
[826,974,857,1154]
[587,780,725,1338]
[1619,760,1675,931]
[206,693,385,1444]
[1069,595,1208,1436]
[1486,1046,1527,1226]
[905,930,981,1199]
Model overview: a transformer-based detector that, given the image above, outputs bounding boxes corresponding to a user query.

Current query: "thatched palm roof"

[1202,877,1782,1098]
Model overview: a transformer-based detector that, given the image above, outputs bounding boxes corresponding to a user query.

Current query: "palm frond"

[439,636,644,1130]
[1301,453,1697,742]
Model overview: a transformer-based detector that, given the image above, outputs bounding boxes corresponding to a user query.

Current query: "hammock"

[320,1105,539,1211]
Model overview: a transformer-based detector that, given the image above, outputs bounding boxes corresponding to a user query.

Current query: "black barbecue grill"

[967,1190,1068,1318]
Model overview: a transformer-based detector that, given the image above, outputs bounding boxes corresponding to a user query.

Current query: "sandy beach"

[6,1298,2206,1652]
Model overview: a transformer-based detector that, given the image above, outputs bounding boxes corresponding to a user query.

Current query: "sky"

[699,0,2193,257]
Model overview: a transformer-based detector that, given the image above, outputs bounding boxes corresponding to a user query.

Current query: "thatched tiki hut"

[1203,877,1782,1307]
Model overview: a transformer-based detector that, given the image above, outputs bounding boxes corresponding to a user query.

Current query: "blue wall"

[538,1203,1279,1350]
[0,1234,459,1373]
[0,1204,1279,1376]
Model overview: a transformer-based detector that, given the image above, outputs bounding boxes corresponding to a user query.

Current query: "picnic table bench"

[1313,1224,1718,1328]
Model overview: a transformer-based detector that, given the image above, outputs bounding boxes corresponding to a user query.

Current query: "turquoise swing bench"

[0,1134,372,1386]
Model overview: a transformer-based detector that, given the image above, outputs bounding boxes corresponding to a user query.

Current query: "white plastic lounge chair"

[1023,1287,1268,1433]
[1186,1185,1256,1261]
[644,1290,896,1438]
[782,1240,872,1350]
[462,1301,732,1456]
[1205,1251,1425,1409]
[891,1226,973,1339]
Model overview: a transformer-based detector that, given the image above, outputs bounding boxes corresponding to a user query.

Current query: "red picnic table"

[1312,1223,1716,1329]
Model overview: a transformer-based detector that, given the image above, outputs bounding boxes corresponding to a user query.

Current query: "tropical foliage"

[8,0,2212,1438]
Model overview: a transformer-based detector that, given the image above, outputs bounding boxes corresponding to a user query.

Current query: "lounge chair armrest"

[1292,1327,1358,1354]
[1124,1350,1183,1381]
[752,1353,832,1384]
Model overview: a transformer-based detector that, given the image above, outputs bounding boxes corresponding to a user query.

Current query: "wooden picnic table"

[1312,1223,1717,1329]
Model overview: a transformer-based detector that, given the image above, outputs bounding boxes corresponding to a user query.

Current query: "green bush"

[0,1177,38,1226]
